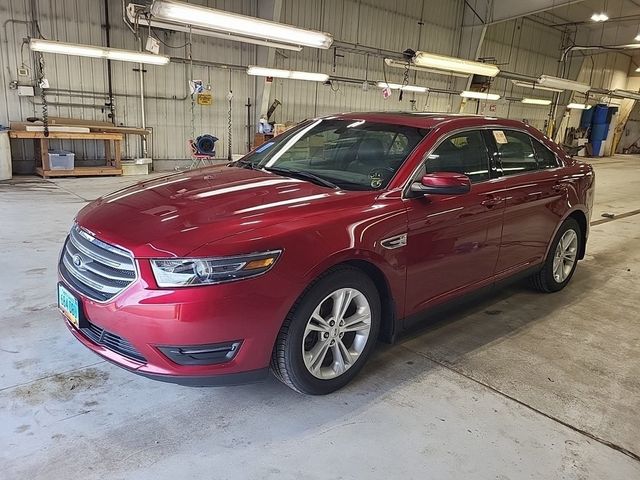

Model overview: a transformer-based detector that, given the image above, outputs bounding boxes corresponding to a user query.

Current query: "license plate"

[58,284,80,328]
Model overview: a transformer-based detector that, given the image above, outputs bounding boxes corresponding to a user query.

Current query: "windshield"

[237,119,428,191]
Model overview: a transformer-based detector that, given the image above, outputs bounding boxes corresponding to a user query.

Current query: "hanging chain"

[399,61,410,102]
[37,52,49,137]
[188,26,195,143]
[227,92,232,161]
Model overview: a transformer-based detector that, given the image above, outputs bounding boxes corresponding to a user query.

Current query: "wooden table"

[9,130,124,178]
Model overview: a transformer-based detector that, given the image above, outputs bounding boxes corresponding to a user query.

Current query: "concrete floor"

[1,155,639,479]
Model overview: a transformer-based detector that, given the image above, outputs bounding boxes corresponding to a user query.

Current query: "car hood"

[75,166,366,257]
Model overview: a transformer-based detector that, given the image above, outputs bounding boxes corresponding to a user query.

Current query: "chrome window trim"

[400,124,564,199]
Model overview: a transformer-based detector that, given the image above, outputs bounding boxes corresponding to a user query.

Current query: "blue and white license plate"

[58,284,80,328]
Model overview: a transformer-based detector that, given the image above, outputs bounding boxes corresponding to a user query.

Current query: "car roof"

[324,112,532,131]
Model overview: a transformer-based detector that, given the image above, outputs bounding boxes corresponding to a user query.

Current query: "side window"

[494,130,538,175]
[426,130,490,183]
[532,138,559,169]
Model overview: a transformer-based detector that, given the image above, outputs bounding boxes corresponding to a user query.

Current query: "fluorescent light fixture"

[537,75,591,93]
[636,33,640,42]
[611,89,640,100]
[384,58,468,78]
[247,66,329,82]
[511,80,563,93]
[460,91,501,100]
[128,5,302,51]
[413,51,499,77]
[376,82,428,93]
[591,12,609,22]
[150,0,333,49]
[30,38,170,65]
[567,103,592,110]
[521,98,552,105]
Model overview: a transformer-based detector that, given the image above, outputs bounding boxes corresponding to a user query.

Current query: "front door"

[404,129,505,316]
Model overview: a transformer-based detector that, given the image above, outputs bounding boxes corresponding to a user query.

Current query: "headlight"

[150,250,282,287]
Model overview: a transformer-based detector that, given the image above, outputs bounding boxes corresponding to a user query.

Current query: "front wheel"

[530,217,581,293]
[271,267,381,394]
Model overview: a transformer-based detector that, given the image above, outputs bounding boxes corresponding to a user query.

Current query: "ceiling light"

[636,34,640,42]
[384,58,469,78]
[150,0,333,49]
[537,75,591,93]
[521,98,552,105]
[611,89,640,100]
[511,80,564,93]
[591,13,609,22]
[460,91,501,100]
[247,66,329,82]
[30,38,170,65]
[413,51,499,77]
[128,6,302,51]
[567,103,592,110]
[376,82,429,93]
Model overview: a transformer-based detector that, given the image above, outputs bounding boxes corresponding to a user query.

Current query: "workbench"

[9,130,124,178]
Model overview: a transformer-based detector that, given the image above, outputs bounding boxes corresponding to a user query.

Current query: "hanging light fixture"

[384,58,469,78]
[30,38,170,65]
[247,66,329,82]
[567,103,592,110]
[128,5,302,51]
[376,82,429,93]
[590,13,609,22]
[537,75,591,93]
[412,51,499,77]
[610,89,640,100]
[460,91,501,100]
[521,98,552,105]
[150,0,333,49]
[511,80,564,93]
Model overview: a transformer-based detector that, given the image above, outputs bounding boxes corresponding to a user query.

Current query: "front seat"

[348,138,386,174]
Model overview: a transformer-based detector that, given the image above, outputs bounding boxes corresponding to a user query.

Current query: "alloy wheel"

[553,229,578,283]
[302,287,372,380]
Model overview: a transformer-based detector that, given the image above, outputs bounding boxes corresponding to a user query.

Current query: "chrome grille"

[59,225,136,302]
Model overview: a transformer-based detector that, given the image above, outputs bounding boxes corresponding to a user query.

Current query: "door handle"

[481,196,503,208]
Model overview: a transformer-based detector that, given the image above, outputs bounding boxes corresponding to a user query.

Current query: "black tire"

[530,217,581,293]
[271,266,381,395]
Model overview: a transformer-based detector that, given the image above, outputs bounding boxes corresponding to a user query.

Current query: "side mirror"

[408,172,471,197]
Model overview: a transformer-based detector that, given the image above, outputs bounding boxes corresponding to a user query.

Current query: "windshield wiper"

[263,166,339,189]
[231,159,259,170]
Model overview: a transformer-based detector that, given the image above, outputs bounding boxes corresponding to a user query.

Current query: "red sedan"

[58,113,595,394]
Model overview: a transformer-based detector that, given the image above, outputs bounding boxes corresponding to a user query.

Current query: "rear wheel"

[530,217,581,293]
[271,267,381,394]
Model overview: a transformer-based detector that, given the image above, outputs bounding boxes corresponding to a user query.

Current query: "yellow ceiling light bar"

[30,39,170,65]
[413,51,499,77]
[150,0,333,49]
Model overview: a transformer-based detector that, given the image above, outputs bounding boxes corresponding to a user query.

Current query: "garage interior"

[1,0,640,478]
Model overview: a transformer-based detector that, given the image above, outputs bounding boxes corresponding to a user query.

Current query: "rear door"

[488,129,566,275]
[404,129,505,315]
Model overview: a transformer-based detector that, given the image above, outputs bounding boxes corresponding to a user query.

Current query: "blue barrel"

[580,108,594,129]
[592,104,608,124]
[590,123,608,141]
[591,139,603,156]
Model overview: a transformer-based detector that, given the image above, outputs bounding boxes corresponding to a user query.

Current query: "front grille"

[80,321,146,363]
[59,224,136,302]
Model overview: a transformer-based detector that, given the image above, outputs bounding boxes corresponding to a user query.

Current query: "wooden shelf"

[36,167,123,178]
[10,131,123,140]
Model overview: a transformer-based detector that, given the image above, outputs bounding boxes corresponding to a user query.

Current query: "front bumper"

[60,264,295,385]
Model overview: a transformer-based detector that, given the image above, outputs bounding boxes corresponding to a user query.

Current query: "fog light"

[158,341,242,365]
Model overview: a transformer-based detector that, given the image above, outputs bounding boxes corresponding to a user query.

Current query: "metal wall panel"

[1,0,570,172]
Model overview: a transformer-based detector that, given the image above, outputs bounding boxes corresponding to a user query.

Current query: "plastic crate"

[48,150,75,170]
